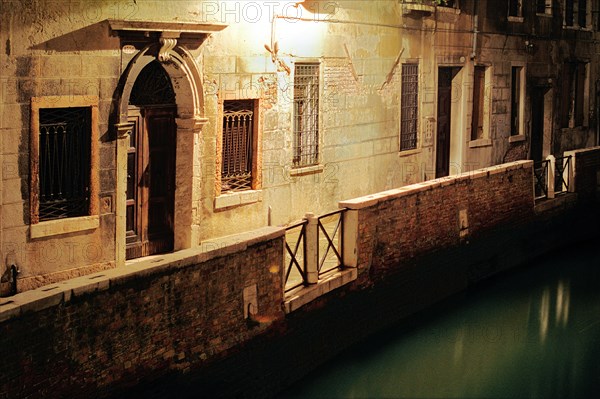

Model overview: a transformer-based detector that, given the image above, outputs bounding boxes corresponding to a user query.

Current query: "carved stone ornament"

[158,37,177,63]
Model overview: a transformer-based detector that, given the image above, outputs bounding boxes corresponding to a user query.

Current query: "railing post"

[547,155,555,199]
[304,212,319,284]
[564,151,576,192]
[342,209,358,268]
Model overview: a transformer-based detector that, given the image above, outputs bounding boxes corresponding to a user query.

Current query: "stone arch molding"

[117,42,205,123]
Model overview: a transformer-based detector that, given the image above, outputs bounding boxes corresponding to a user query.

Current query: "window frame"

[216,98,262,197]
[564,0,591,28]
[400,63,420,152]
[508,0,524,21]
[30,96,100,238]
[536,0,553,15]
[510,64,526,137]
[561,61,589,128]
[470,65,492,143]
[292,62,321,170]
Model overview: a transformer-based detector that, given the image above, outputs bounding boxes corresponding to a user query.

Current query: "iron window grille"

[38,107,92,221]
[221,100,255,192]
[400,64,418,151]
[293,63,320,168]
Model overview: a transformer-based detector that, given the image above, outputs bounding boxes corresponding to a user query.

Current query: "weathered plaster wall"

[1,0,599,291]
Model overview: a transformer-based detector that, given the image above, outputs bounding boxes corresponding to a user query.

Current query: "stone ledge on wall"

[0,226,284,324]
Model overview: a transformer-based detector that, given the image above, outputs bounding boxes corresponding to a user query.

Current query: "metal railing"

[283,208,347,292]
[534,160,550,200]
[284,220,307,292]
[317,209,345,277]
[554,155,572,195]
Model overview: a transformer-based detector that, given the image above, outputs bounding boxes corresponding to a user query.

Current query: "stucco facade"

[1,0,598,293]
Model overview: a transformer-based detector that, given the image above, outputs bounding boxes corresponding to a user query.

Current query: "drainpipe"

[470,0,479,60]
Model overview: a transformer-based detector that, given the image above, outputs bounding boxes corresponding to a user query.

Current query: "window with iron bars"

[221,100,256,192]
[37,107,92,221]
[293,63,320,168]
[400,63,418,151]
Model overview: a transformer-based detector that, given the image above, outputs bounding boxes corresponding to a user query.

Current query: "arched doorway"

[125,61,177,260]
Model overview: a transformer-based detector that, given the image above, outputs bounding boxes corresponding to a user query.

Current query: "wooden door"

[436,68,453,178]
[126,106,176,260]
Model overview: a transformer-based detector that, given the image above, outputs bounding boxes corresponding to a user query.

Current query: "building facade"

[0,0,598,294]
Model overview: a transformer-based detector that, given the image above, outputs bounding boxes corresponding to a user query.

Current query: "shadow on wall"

[503,141,528,163]
[29,21,118,52]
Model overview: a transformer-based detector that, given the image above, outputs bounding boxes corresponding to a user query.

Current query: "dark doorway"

[530,87,545,162]
[436,67,458,178]
[126,61,177,260]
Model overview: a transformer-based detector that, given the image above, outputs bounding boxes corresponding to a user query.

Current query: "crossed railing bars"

[284,209,347,292]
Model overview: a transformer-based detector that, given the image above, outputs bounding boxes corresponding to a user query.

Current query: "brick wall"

[567,147,600,204]
[340,161,535,283]
[0,227,285,399]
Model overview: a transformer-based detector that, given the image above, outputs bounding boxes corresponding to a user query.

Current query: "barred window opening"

[221,100,255,192]
[38,107,91,221]
[400,64,418,151]
[293,63,320,168]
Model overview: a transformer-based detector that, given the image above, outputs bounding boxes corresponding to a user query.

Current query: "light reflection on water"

[281,241,600,398]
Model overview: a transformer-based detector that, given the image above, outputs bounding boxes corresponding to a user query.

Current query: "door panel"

[436,68,453,178]
[126,106,176,260]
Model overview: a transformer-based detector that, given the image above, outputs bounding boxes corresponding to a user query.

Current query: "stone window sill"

[468,138,492,148]
[290,164,324,177]
[536,13,552,18]
[30,215,100,239]
[214,190,263,210]
[507,16,524,23]
[509,134,526,143]
[398,148,422,157]
[283,268,357,313]
[437,6,460,15]
[563,25,591,31]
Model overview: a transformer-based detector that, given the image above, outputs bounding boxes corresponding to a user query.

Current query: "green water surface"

[282,240,600,398]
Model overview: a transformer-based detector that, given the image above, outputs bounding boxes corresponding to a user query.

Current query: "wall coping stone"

[339,160,533,210]
[0,226,284,324]
[564,146,600,156]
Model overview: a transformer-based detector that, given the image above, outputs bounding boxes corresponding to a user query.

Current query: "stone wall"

[340,160,535,284]
[0,227,285,399]
[3,158,600,398]
[567,146,600,203]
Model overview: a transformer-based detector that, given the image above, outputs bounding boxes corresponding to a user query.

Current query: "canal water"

[280,239,600,398]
